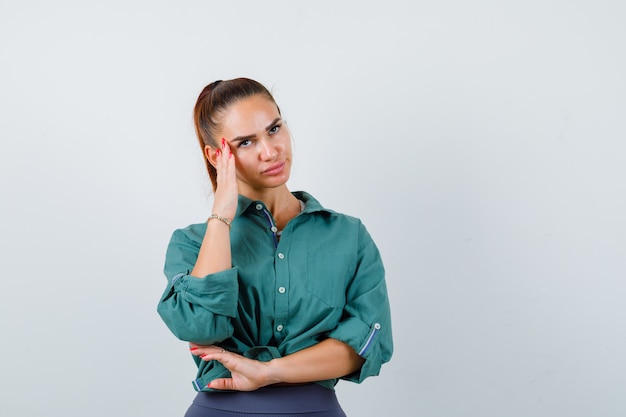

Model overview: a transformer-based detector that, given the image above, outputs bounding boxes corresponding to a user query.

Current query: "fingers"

[212,138,238,218]
[214,138,236,188]
[212,139,230,178]
[222,137,232,157]
[200,350,230,362]
[189,342,215,351]
[188,344,227,359]
[203,354,267,391]
[207,378,234,391]
[215,138,233,165]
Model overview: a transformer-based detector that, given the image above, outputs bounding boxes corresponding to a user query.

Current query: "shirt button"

[374,323,381,330]
[277,253,285,259]
[255,203,263,210]
[278,287,286,294]
[276,324,284,332]
[271,226,278,233]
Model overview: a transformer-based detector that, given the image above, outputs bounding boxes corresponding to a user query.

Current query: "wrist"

[211,203,236,220]
[207,213,231,229]
[265,358,285,385]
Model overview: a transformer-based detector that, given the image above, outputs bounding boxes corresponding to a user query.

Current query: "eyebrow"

[230,117,282,144]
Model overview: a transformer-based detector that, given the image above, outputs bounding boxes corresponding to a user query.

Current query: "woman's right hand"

[211,138,238,220]
[191,139,236,277]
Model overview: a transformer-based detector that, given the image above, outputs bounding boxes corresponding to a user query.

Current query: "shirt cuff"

[175,267,239,317]
[327,317,386,383]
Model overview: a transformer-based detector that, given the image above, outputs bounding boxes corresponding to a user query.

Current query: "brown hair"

[193,78,280,191]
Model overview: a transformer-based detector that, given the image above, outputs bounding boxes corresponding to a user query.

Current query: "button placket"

[274,246,288,339]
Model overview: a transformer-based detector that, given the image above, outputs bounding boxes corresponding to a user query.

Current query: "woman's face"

[215,95,292,193]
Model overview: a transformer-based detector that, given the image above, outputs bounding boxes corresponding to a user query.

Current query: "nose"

[258,138,277,161]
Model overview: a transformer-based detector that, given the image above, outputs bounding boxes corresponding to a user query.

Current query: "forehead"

[219,95,280,135]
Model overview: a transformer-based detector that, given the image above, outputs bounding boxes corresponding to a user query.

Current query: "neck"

[239,184,299,229]
[239,184,294,211]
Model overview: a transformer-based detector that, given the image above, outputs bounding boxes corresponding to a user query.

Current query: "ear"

[205,145,218,168]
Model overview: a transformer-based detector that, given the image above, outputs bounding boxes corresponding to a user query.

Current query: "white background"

[1,1,625,416]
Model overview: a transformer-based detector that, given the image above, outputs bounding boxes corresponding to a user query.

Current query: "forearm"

[266,338,364,385]
[191,219,232,277]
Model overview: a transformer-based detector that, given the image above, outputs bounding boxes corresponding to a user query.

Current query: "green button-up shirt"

[157,191,393,391]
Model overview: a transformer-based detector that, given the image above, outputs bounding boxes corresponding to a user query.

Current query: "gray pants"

[183,384,347,417]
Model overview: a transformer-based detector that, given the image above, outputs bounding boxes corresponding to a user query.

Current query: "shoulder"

[169,221,207,246]
[296,191,369,231]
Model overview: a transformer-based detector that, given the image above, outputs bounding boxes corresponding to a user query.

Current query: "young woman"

[157,78,393,417]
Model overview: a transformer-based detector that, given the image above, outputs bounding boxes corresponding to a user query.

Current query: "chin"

[268,176,290,188]
[263,172,291,188]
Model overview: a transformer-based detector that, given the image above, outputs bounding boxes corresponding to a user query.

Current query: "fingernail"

[216,149,221,157]
[221,138,226,148]
[190,348,197,351]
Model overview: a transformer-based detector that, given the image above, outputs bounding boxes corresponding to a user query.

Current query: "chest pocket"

[306,252,354,307]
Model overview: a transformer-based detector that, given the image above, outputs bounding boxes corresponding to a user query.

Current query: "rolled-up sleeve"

[326,222,393,383]
[157,228,239,344]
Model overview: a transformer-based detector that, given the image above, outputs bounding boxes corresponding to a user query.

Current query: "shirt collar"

[235,191,331,218]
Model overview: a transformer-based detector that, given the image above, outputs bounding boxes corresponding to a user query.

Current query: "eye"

[268,123,281,135]
[238,139,253,148]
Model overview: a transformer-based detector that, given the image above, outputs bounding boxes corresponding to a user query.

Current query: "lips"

[262,161,286,176]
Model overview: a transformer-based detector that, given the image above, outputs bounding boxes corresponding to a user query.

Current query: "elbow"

[166,320,234,344]
[157,304,233,343]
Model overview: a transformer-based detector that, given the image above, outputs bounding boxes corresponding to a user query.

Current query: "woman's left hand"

[189,343,274,391]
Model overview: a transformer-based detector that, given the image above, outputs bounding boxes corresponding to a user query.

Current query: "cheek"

[233,155,252,175]
[279,136,292,153]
